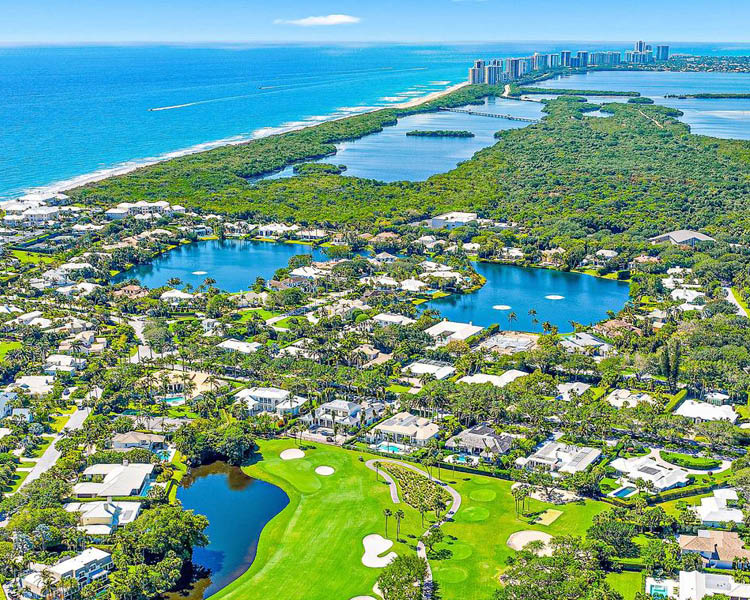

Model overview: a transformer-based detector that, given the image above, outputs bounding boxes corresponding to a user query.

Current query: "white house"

[73,463,155,498]
[609,455,689,492]
[370,412,439,447]
[21,548,113,599]
[649,230,716,246]
[517,441,601,474]
[424,319,483,345]
[65,500,142,535]
[458,370,528,388]
[217,338,262,354]
[675,400,738,424]
[556,382,591,402]
[403,359,455,381]
[372,313,416,327]
[692,489,743,527]
[429,211,478,229]
[235,387,307,416]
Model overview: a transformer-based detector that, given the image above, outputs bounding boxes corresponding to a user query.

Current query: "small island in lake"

[405,129,475,137]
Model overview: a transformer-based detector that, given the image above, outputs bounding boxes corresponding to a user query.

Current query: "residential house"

[403,359,455,381]
[649,230,716,246]
[691,489,743,527]
[372,313,416,327]
[65,501,142,536]
[111,432,166,452]
[556,382,591,402]
[21,548,113,599]
[302,399,382,430]
[424,319,483,345]
[369,412,439,447]
[679,530,750,570]
[217,338,262,354]
[609,455,689,492]
[517,441,601,474]
[446,424,514,460]
[235,387,307,416]
[675,400,738,424]
[458,370,528,388]
[73,463,155,498]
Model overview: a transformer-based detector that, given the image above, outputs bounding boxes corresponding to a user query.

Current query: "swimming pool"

[648,584,668,598]
[375,442,405,454]
[161,396,185,406]
[612,486,636,498]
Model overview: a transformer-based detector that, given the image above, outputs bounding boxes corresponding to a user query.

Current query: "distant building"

[656,45,670,61]
[560,51,571,67]
[649,229,715,246]
[468,60,485,84]
[577,51,589,67]
[634,40,647,52]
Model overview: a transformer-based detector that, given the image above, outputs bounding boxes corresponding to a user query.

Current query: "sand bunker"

[362,534,397,568]
[545,295,564,300]
[493,305,511,310]
[315,466,335,476]
[507,530,553,556]
[280,448,305,460]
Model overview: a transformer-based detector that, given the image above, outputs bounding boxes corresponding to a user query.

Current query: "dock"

[439,107,540,123]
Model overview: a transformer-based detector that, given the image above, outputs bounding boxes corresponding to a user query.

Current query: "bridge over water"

[439,107,540,123]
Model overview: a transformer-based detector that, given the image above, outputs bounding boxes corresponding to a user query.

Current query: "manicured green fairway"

[209,440,609,600]
[607,570,643,599]
[429,467,609,599]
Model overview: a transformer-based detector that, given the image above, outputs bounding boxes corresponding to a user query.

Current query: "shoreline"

[15,81,467,200]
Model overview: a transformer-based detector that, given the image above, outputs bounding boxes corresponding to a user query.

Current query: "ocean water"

[0,42,747,199]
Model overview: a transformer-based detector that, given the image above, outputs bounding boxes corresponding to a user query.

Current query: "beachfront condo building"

[656,45,670,60]
[560,50,571,66]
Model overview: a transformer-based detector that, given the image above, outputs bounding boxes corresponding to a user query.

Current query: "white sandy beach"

[31,80,470,198]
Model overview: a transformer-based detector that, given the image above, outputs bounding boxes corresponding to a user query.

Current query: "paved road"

[365,459,461,599]
[19,407,91,490]
[724,287,748,317]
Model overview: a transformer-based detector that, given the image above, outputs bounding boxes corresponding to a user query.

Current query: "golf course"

[205,439,626,600]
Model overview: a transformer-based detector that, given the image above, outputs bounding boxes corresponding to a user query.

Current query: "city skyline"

[2,0,750,44]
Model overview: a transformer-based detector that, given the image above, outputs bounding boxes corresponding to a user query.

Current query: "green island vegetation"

[626,96,655,104]
[666,92,750,99]
[405,129,476,137]
[519,86,641,97]
[292,162,346,176]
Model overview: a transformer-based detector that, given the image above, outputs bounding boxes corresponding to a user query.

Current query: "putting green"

[469,489,497,502]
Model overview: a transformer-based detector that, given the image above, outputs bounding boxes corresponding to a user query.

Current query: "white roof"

[404,360,455,380]
[424,320,483,342]
[458,370,527,388]
[679,570,750,600]
[217,339,262,354]
[373,313,416,326]
[74,463,154,497]
[693,489,743,525]
[375,412,439,441]
[160,289,194,300]
[609,455,689,492]
[675,400,737,423]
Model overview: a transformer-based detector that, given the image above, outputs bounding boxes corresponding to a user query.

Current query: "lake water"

[124,240,629,332]
[118,239,336,291]
[426,262,630,332]
[264,97,544,182]
[537,71,750,139]
[175,462,289,599]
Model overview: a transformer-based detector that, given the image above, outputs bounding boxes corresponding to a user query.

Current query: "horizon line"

[1,39,748,48]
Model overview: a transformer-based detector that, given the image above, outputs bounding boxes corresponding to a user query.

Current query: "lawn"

[23,436,54,459]
[4,470,29,493]
[0,341,21,362]
[10,250,55,264]
[49,407,75,432]
[659,450,720,471]
[237,308,278,322]
[607,570,643,599]
[211,440,609,600]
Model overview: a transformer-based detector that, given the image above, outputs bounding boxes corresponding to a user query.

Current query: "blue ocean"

[1,42,748,199]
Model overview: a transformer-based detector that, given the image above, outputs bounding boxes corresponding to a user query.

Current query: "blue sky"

[2,0,748,44]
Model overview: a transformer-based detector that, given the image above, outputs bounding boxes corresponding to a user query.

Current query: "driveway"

[18,407,91,490]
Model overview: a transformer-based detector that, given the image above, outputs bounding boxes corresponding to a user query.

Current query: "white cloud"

[274,14,361,27]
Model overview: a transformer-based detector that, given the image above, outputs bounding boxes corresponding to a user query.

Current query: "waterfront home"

[670,288,705,303]
[372,312,416,327]
[217,338,262,354]
[374,251,398,264]
[290,266,325,280]
[160,289,194,305]
[256,223,300,238]
[369,412,439,447]
[21,548,113,599]
[649,229,716,246]
[302,399,382,430]
[111,432,166,452]
[517,441,601,474]
[556,382,591,402]
[593,319,642,338]
[65,500,142,535]
[73,463,155,498]
[446,424,514,460]
[480,332,537,355]
[609,455,689,493]
[403,359,455,381]
[458,370,528,388]
[679,530,750,569]
[424,319,483,345]
[360,275,399,290]
[235,386,307,417]
[401,278,429,292]
[296,228,328,241]
[234,291,268,308]
[675,399,738,424]
[691,489,743,527]
[0,392,15,419]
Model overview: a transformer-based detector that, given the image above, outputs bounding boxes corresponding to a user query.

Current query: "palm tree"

[507,311,518,328]
[383,508,392,537]
[395,509,405,541]
[374,461,381,481]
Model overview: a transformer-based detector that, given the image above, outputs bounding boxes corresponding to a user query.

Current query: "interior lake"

[123,240,629,332]
[173,462,289,600]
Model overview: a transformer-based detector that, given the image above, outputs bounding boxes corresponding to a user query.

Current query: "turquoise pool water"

[613,486,636,498]
[376,442,404,454]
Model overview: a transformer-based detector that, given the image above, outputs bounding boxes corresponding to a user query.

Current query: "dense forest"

[69,85,750,244]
